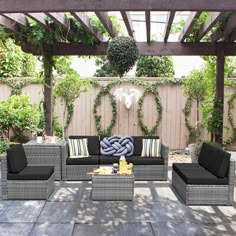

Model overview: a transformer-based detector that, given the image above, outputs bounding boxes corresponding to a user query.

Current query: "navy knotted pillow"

[100,136,134,156]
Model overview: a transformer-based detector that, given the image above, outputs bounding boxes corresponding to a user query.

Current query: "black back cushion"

[7,144,28,173]
[132,136,159,155]
[69,136,100,155]
[198,143,230,178]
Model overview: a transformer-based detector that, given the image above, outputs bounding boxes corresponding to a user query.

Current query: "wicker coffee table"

[92,172,134,201]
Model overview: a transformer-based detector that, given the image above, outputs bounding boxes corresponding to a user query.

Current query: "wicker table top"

[25,140,66,146]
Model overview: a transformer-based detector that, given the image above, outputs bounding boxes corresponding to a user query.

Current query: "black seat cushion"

[69,136,100,155]
[99,155,132,165]
[66,155,99,165]
[131,156,164,165]
[173,163,228,185]
[198,143,230,178]
[132,136,159,156]
[7,144,28,173]
[7,166,54,180]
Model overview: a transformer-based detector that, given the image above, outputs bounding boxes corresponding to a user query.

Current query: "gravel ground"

[169,150,192,164]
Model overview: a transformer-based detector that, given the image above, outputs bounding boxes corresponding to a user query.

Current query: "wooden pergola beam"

[211,13,236,42]
[46,12,70,32]
[1,0,236,13]
[70,12,103,42]
[22,42,236,56]
[26,13,49,28]
[195,12,224,41]
[120,11,134,38]
[179,12,201,42]
[0,15,21,33]
[95,12,117,38]
[145,11,151,43]
[3,13,27,26]
[229,29,236,42]
[164,11,175,42]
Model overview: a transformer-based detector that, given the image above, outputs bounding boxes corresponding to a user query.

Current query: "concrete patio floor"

[1,166,236,236]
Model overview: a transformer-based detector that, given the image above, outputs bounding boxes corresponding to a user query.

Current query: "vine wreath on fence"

[92,78,162,136]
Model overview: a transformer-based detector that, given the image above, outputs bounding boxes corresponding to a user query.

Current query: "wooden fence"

[1,78,236,150]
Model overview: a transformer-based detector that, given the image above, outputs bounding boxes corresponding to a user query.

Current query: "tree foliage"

[0,95,40,142]
[136,56,174,77]
[183,69,207,101]
[107,36,139,77]
[93,56,119,77]
[0,37,37,78]
[54,73,91,138]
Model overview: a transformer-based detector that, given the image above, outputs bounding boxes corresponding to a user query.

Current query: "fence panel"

[1,78,236,149]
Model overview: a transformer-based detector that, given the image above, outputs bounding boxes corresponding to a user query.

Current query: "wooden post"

[43,52,53,136]
[215,44,225,144]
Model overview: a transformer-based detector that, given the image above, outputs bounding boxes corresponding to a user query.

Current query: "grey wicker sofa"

[172,143,235,205]
[1,144,55,200]
[62,135,169,181]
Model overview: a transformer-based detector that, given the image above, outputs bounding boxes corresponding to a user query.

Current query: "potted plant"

[34,128,44,143]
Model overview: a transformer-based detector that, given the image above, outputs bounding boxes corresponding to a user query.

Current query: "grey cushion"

[132,136,159,155]
[198,143,230,178]
[66,155,99,165]
[7,144,28,174]
[7,166,54,180]
[131,156,164,165]
[173,163,228,185]
[69,136,100,155]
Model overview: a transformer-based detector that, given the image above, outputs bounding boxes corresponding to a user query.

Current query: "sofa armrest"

[161,142,169,160]
[228,159,235,204]
[1,156,7,181]
[1,155,8,199]
[61,140,68,180]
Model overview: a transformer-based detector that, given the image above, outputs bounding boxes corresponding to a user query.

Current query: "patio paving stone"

[1,163,236,235]
[37,202,80,223]
[0,201,45,223]
[0,223,34,236]
[73,222,154,236]
[0,201,13,216]
[151,222,205,236]
[30,223,74,236]
[133,181,178,203]
[49,182,84,202]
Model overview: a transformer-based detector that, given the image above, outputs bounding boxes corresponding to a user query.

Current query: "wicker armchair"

[1,144,55,200]
[172,143,235,205]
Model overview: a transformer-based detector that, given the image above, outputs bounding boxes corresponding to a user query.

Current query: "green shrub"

[107,36,139,77]
[136,56,174,77]
[0,95,40,142]
[0,138,9,156]
[94,56,118,77]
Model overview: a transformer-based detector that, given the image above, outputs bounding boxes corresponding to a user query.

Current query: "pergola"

[1,0,236,143]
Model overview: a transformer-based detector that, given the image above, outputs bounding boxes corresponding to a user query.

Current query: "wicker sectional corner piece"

[172,160,235,205]
[92,174,134,201]
[1,155,55,200]
[24,140,67,180]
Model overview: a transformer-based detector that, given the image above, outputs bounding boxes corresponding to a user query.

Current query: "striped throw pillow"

[141,139,161,157]
[68,138,89,158]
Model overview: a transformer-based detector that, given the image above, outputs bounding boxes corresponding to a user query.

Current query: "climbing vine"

[183,96,201,143]
[0,77,43,95]
[228,91,236,141]
[92,78,178,136]
[138,85,162,136]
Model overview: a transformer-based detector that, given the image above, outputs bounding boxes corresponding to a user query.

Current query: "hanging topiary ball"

[107,36,139,77]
